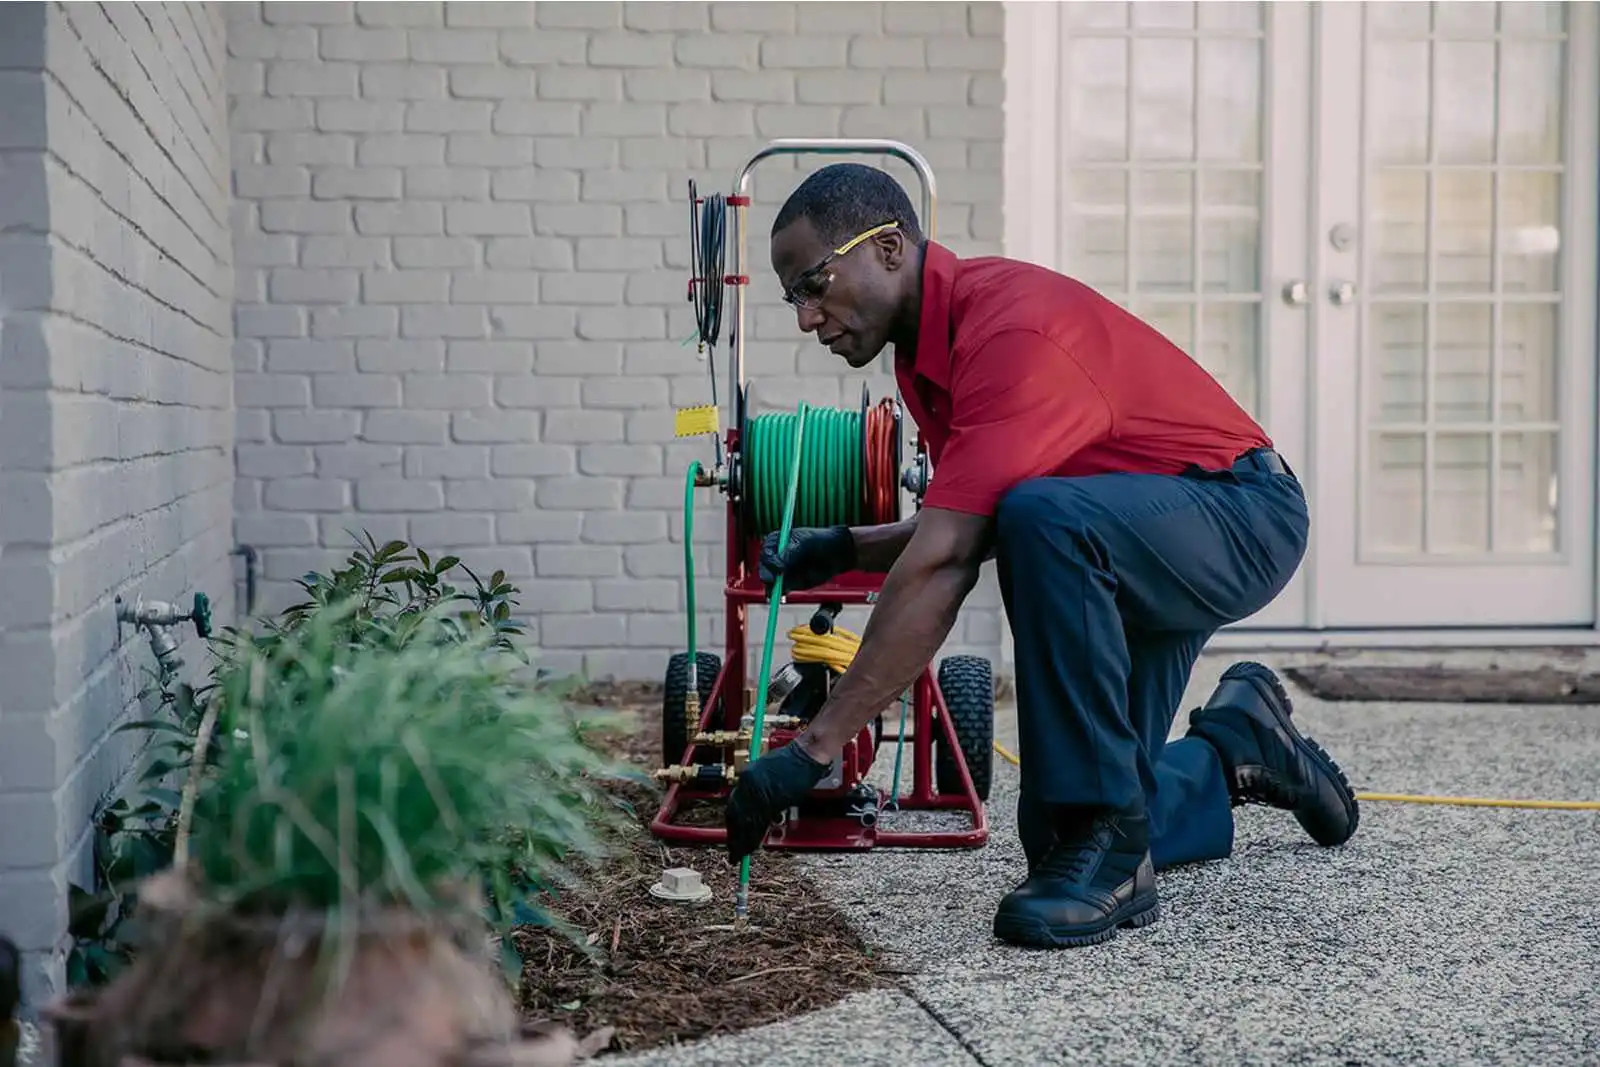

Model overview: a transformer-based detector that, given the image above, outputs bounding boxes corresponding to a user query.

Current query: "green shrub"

[68,533,639,987]
[192,598,633,936]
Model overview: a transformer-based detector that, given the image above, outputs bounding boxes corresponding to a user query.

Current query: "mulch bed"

[514,683,895,1057]
[1285,664,1600,704]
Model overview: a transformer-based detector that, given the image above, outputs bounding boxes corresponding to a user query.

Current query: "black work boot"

[1187,661,1360,847]
[993,809,1159,948]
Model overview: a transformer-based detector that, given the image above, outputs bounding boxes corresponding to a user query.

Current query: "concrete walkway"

[614,652,1600,1066]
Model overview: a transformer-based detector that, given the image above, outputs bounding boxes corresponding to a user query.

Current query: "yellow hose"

[795,634,1598,813]
[989,742,1600,810]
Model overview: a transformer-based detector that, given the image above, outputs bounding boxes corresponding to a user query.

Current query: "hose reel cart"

[650,138,995,853]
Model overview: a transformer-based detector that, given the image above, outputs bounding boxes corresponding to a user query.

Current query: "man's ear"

[876,230,908,271]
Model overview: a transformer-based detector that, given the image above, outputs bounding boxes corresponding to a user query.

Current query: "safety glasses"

[781,221,901,310]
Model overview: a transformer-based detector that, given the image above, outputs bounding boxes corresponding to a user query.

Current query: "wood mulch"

[515,682,895,1058]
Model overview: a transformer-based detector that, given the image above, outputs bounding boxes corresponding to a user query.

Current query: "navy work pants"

[994,453,1310,870]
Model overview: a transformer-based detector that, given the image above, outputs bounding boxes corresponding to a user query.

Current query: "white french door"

[1312,1,1598,627]
[1007,0,1599,630]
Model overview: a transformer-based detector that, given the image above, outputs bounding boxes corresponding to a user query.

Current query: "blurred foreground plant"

[190,597,635,948]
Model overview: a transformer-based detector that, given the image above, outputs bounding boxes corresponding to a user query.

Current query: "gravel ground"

[610,651,1600,1067]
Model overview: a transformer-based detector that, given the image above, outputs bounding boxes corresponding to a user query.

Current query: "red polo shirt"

[894,242,1272,517]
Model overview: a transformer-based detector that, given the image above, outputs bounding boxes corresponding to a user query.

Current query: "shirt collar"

[896,240,958,391]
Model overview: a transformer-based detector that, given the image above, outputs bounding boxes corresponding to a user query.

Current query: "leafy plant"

[190,599,634,938]
[67,532,633,988]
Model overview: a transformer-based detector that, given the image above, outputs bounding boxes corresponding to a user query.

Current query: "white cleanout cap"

[649,866,713,904]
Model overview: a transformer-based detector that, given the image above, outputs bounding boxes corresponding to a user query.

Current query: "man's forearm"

[848,514,921,572]
[798,546,980,756]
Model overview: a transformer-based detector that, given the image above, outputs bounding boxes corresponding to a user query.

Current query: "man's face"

[770,216,906,369]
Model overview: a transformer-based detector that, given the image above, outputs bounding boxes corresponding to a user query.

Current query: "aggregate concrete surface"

[612,652,1600,1066]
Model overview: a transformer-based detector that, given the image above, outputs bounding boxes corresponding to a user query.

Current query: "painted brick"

[394,237,478,269]
[405,445,490,479]
[402,373,493,409]
[319,26,408,60]
[623,2,705,31]
[357,2,443,26]
[448,339,534,372]
[363,409,447,443]
[536,2,621,29]
[315,443,403,476]
[410,511,493,545]
[224,0,1009,716]
[358,133,445,165]
[493,167,580,202]
[450,409,538,443]
[444,2,534,27]
[360,64,445,99]
[450,66,535,99]
[498,29,589,66]
[311,306,398,337]
[355,478,443,511]
[496,375,582,408]
[316,99,405,133]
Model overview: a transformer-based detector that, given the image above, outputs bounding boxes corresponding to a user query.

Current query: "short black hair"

[771,163,924,247]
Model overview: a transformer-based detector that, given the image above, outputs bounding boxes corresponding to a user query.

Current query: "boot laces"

[1034,817,1119,880]
[1238,765,1301,808]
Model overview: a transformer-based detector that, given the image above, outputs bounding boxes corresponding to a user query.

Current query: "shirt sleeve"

[921,328,1114,517]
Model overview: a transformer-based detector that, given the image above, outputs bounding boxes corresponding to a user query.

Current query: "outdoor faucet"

[116,591,212,682]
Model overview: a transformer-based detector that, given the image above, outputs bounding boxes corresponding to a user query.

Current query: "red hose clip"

[727,196,751,206]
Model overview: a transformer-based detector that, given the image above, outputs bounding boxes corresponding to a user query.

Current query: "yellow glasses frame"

[782,221,901,309]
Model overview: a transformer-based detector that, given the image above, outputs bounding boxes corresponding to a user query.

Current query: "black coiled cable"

[687,180,725,464]
[689,179,727,355]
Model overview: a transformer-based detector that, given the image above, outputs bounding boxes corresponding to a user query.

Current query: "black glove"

[725,741,833,862]
[759,526,856,590]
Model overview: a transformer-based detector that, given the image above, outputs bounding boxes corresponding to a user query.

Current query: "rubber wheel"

[662,651,721,768]
[935,655,994,802]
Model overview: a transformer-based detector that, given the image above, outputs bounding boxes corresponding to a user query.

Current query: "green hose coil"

[745,406,863,535]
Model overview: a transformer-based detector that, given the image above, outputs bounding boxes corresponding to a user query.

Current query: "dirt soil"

[515,682,896,1057]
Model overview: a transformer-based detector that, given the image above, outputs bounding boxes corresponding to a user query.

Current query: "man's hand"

[759,526,856,589]
[725,741,833,861]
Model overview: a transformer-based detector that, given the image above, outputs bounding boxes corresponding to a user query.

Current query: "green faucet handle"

[191,592,212,638]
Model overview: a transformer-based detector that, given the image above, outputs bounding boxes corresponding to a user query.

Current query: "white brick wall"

[227,0,1007,684]
[0,1,235,1006]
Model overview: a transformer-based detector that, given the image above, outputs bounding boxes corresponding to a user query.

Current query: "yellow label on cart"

[674,404,720,437]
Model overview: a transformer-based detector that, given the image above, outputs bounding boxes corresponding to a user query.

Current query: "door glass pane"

[1500,304,1557,422]
[1432,433,1492,552]
[1131,38,1196,160]
[1499,172,1561,292]
[1371,171,1427,292]
[1433,41,1497,163]
[1059,4,1266,417]
[1201,171,1260,292]
[1068,170,1128,290]
[1367,433,1426,553]
[1497,431,1558,553]
[1434,305,1492,422]
[1359,1,1569,559]
[1372,304,1426,423]
[1434,172,1492,291]
[1133,170,1192,293]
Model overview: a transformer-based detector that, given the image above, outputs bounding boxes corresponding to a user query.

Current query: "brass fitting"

[684,689,701,741]
[693,729,750,747]
[653,763,737,783]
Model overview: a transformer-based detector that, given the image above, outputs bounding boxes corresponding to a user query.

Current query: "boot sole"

[993,897,1161,949]
[1213,661,1361,847]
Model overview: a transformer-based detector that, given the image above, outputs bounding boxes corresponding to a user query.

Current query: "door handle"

[1281,280,1308,306]
[1330,281,1356,305]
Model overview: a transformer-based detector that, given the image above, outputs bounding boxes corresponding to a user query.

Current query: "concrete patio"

[613,651,1600,1066]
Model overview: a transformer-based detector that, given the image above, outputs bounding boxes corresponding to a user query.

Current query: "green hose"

[684,460,701,666]
[736,401,810,921]
[746,407,863,534]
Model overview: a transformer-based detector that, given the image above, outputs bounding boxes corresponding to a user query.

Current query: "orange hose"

[864,399,897,524]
